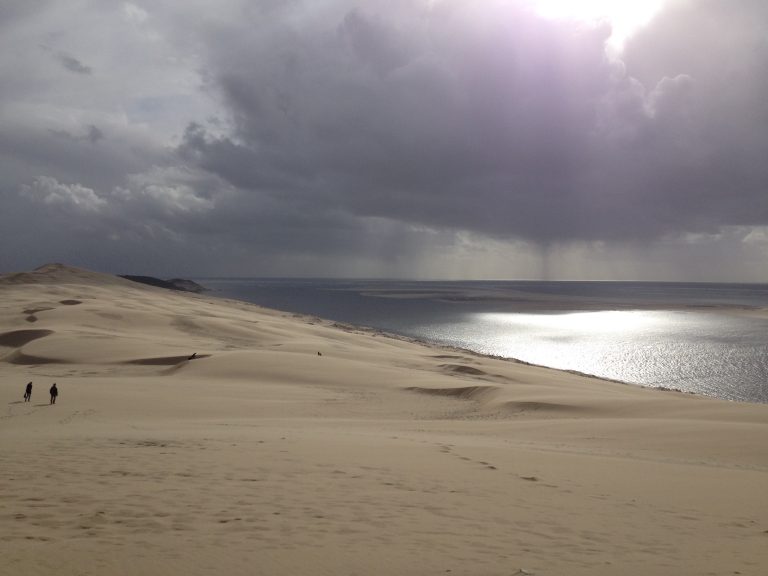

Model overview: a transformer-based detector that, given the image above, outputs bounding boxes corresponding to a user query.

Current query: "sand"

[1,264,767,576]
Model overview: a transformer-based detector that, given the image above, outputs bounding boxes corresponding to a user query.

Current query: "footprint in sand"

[436,444,498,470]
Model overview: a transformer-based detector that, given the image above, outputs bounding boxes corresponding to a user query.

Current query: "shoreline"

[2,265,768,575]
[202,285,768,405]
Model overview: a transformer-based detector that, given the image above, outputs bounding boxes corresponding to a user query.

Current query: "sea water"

[199,279,768,404]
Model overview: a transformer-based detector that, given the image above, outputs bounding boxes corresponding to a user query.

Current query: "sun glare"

[478,310,662,334]
[527,0,667,49]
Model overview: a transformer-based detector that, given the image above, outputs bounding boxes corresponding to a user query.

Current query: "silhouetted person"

[24,382,32,402]
[188,352,197,360]
[49,383,58,405]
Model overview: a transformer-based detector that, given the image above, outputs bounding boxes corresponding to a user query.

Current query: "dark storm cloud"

[181,2,610,241]
[180,0,768,246]
[1,0,767,278]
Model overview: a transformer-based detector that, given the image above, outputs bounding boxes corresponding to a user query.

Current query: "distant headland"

[119,275,207,293]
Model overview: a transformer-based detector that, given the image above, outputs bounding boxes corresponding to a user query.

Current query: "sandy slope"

[1,264,767,576]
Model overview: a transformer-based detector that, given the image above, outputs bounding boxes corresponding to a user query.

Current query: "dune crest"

[0,263,145,287]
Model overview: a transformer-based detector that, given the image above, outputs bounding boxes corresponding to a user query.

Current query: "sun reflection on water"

[426,309,763,400]
[475,310,664,334]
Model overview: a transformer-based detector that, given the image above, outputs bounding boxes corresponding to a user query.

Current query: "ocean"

[198,279,768,404]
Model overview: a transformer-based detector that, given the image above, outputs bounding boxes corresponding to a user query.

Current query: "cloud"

[1,0,767,280]
[117,166,218,217]
[21,176,105,212]
[122,2,148,24]
[55,51,92,74]
[49,124,105,144]
[38,43,94,75]
[185,2,618,240]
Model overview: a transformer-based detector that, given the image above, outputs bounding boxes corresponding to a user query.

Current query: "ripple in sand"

[404,385,497,400]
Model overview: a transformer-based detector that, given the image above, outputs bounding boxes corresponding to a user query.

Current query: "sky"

[0,0,766,280]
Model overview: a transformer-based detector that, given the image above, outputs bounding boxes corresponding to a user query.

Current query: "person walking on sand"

[49,383,58,405]
[24,382,32,402]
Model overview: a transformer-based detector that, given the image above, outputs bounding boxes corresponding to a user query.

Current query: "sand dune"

[1,264,767,576]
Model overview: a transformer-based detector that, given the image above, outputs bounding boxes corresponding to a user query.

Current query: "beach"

[1,264,767,575]
[201,278,768,403]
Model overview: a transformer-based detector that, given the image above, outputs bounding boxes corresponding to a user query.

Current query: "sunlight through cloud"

[527,0,668,49]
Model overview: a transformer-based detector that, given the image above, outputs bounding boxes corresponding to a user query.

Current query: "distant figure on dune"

[49,383,58,405]
[188,352,197,360]
[24,382,32,402]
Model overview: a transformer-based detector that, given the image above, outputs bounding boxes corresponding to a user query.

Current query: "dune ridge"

[1,264,767,576]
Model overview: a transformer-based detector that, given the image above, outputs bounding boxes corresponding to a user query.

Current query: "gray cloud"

[55,51,92,74]
[185,0,768,246]
[1,0,767,279]
[49,124,105,144]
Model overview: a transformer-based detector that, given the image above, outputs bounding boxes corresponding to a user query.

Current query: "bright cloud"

[22,176,106,212]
